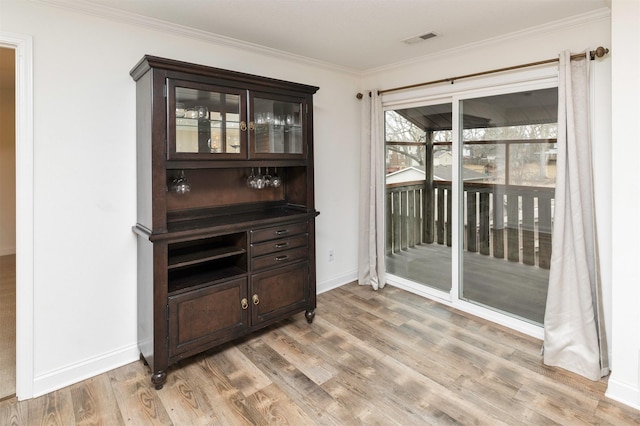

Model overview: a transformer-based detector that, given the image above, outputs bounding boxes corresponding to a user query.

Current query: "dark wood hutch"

[130,55,319,389]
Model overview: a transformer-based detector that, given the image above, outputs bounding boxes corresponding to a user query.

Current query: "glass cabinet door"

[250,93,305,158]
[168,79,246,160]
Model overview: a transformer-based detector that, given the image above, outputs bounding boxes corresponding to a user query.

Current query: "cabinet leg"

[139,353,148,366]
[151,371,167,390]
[305,309,315,324]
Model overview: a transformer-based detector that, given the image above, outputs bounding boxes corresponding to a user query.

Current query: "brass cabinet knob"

[240,121,247,131]
[249,121,255,131]
[252,294,260,305]
[241,298,248,310]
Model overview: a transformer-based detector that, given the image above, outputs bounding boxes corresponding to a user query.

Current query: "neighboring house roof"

[386,167,426,184]
[386,165,488,183]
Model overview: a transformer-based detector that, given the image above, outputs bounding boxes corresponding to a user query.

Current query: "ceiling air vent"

[402,32,439,45]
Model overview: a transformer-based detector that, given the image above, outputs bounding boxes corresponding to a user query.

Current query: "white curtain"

[543,51,609,380]
[358,90,386,290]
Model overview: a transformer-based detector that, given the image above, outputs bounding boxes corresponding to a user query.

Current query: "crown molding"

[31,1,610,77]
[363,7,611,76]
[33,0,361,76]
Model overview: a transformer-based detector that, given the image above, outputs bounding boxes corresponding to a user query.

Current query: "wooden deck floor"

[386,243,549,324]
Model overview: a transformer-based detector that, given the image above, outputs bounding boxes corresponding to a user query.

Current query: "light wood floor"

[0,254,16,400]
[2,282,639,425]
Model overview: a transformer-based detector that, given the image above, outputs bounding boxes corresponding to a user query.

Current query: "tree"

[385,111,427,169]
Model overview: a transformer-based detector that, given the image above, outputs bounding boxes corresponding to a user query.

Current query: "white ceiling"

[58,0,611,72]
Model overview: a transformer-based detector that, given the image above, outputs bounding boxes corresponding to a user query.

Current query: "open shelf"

[168,263,247,295]
[167,232,248,294]
[169,246,246,269]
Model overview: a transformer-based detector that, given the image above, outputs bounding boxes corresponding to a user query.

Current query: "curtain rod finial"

[591,46,609,60]
[595,46,609,58]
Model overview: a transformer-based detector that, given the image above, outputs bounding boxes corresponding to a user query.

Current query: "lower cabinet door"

[168,277,248,358]
[250,261,309,326]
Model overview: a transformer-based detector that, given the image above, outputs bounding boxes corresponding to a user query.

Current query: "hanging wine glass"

[247,168,256,188]
[171,170,191,194]
[271,167,282,188]
[255,167,265,189]
[263,167,272,187]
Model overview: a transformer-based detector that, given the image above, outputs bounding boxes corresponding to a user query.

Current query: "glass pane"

[253,98,302,154]
[460,87,557,325]
[386,144,425,173]
[175,87,241,154]
[508,142,556,187]
[462,142,506,184]
[384,105,452,293]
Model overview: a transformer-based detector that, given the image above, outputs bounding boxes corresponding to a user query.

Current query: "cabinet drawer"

[251,221,308,243]
[251,234,308,257]
[251,247,308,271]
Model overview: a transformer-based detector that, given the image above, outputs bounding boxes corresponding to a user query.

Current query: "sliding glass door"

[384,84,557,326]
[384,103,452,293]
[459,88,557,324]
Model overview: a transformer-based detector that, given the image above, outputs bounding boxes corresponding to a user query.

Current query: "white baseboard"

[606,376,640,411]
[29,272,356,398]
[0,247,16,256]
[32,343,139,398]
[317,269,357,294]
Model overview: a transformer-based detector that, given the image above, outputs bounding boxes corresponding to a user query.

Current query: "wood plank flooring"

[2,282,639,425]
[0,254,16,400]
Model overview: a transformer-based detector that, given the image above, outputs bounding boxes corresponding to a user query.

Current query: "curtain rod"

[356,46,609,99]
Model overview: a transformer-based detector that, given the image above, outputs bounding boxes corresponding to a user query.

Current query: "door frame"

[382,66,558,340]
[1,31,34,400]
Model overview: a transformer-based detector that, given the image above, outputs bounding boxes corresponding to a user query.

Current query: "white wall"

[1,0,360,396]
[607,0,640,410]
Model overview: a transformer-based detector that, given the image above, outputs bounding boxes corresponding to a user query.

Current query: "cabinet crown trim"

[130,55,320,95]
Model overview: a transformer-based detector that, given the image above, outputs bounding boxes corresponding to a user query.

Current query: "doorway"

[0,46,16,400]
[0,31,34,401]
[384,79,558,330]
[458,88,557,324]
[384,102,453,294]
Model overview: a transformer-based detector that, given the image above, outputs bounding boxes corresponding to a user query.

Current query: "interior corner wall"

[0,1,361,397]
[361,7,639,410]
[0,47,16,256]
[606,0,640,411]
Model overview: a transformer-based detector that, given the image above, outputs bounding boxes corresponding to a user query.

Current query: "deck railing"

[386,180,554,269]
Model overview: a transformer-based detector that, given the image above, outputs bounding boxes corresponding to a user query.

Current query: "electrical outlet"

[328,249,334,262]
